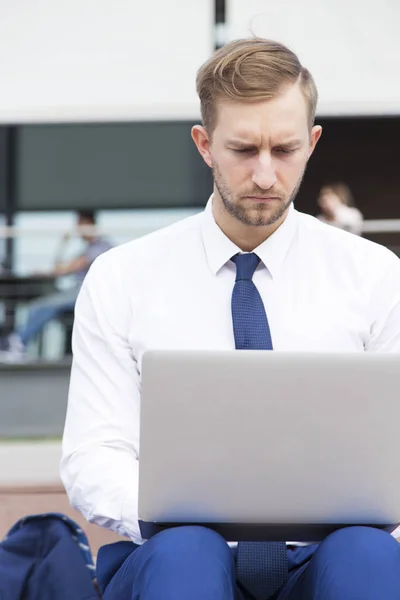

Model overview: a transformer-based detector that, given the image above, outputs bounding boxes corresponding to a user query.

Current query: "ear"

[191,125,212,168]
[309,125,322,157]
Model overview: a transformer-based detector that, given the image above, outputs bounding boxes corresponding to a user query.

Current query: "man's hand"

[61,231,72,243]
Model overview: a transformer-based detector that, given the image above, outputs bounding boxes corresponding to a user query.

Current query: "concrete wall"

[227,0,400,116]
[0,360,71,437]
[0,0,214,122]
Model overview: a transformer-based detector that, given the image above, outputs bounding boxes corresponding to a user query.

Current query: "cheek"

[217,153,250,181]
[218,149,239,168]
[229,162,252,187]
[276,155,307,183]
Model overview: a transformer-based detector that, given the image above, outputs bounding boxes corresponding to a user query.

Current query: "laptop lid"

[138,350,400,541]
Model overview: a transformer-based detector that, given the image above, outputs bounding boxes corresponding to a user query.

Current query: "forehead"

[213,83,309,143]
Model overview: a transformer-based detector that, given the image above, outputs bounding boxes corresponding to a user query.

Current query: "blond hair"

[196,38,318,133]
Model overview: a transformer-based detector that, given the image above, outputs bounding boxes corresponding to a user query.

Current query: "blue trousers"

[17,287,78,346]
[96,526,400,600]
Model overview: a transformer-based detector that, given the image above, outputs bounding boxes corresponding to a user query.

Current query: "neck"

[212,190,289,252]
[322,209,335,221]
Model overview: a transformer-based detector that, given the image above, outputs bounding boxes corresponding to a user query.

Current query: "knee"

[147,526,232,565]
[28,303,51,319]
[27,303,44,318]
[319,526,399,565]
[129,527,235,599]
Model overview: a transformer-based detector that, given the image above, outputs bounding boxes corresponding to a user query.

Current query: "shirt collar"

[200,195,299,278]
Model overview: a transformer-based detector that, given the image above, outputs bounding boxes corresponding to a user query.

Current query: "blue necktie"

[231,253,273,351]
[231,253,288,600]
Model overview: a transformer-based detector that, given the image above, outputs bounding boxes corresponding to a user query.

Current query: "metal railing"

[1,219,400,242]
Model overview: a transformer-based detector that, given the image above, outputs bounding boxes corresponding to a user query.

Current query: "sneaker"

[0,333,27,363]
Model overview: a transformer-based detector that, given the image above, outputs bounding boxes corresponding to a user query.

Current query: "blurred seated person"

[0,210,113,360]
[317,182,364,236]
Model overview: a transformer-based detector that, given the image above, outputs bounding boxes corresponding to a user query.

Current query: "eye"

[231,147,256,154]
[274,147,297,156]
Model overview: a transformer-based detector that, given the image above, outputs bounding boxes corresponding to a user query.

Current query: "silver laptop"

[138,350,400,541]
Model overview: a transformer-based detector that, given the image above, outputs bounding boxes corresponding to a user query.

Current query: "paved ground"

[0,441,126,555]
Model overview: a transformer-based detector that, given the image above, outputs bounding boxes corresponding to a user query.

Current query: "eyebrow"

[226,138,256,146]
[227,138,303,148]
[274,139,303,148]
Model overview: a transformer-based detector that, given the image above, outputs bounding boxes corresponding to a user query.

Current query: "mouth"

[245,196,280,202]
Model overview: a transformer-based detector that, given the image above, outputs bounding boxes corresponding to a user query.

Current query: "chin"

[250,208,285,226]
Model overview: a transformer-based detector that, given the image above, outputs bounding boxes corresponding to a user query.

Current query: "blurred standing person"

[0,211,6,272]
[317,182,364,235]
[0,210,113,361]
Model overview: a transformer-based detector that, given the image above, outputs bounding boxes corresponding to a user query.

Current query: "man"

[61,39,400,599]
[0,210,112,360]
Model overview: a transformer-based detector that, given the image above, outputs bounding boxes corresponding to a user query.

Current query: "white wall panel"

[227,0,400,116]
[0,0,213,122]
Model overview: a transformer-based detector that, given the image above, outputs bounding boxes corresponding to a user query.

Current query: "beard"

[212,161,305,227]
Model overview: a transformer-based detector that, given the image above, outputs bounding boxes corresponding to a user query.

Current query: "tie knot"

[232,252,260,281]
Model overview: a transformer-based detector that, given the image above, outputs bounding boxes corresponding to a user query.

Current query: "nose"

[251,152,277,190]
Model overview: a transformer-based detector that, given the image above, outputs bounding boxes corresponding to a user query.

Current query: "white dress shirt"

[61,198,400,545]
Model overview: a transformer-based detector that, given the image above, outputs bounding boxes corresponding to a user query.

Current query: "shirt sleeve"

[60,251,143,543]
[365,249,400,352]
